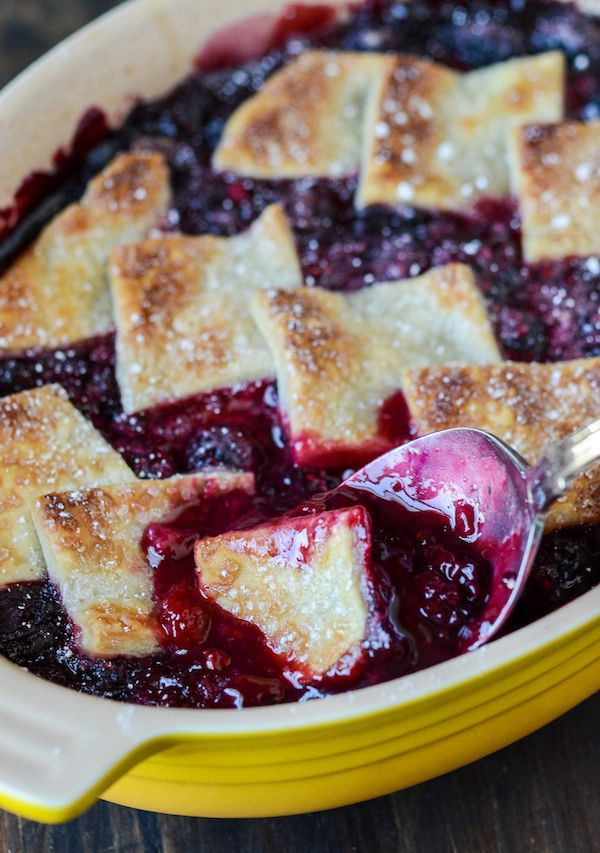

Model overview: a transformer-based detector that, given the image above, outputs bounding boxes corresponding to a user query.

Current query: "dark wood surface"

[0,3,597,851]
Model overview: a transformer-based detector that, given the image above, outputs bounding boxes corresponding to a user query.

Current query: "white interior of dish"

[0,0,597,813]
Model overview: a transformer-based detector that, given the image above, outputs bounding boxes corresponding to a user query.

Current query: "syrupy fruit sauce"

[0,0,599,707]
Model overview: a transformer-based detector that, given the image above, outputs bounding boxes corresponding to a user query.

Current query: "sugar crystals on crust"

[251,263,501,467]
[358,51,564,210]
[402,358,600,530]
[32,472,254,658]
[509,119,600,262]
[213,50,384,178]
[0,152,170,353]
[111,203,302,413]
[0,384,136,586]
[195,506,371,678]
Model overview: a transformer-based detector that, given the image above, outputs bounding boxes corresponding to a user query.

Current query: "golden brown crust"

[111,203,302,414]
[84,152,169,219]
[0,152,170,353]
[358,51,564,210]
[32,471,255,658]
[251,263,501,467]
[402,359,600,530]
[0,384,136,586]
[112,238,208,341]
[195,506,370,677]
[509,120,600,261]
[358,55,458,208]
[214,50,383,178]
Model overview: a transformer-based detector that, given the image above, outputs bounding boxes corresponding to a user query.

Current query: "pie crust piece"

[0,152,170,354]
[32,471,255,658]
[402,358,600,530]
[358,51,564,211]
[213,50,384,178]
[251,263,501,467]
[509,120,600,262]
[0,384,135,587]
[195,505,371,678]
[111,203,303,414]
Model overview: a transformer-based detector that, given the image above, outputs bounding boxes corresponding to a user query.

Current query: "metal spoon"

[341,418,600,651]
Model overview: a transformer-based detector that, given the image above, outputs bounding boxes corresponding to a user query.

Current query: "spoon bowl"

[342,428,544,651]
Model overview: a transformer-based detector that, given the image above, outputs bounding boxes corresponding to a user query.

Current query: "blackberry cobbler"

[0,0,598,709]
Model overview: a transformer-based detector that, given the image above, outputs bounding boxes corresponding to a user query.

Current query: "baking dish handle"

[0,662,174,823]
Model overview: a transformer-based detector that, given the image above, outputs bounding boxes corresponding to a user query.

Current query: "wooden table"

[0,2,597,850]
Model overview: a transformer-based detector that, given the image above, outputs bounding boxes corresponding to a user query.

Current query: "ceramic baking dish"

[0,0,597,823]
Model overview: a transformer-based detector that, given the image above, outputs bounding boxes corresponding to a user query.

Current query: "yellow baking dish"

[0,0,596,823]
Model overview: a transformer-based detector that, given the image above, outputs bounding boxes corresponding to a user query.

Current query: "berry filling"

[0,0,598,707]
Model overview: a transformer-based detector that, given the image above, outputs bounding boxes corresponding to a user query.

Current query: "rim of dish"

[0,585,595,734]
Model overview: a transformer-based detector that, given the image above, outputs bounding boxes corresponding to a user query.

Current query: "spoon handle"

[528,416,600,513]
